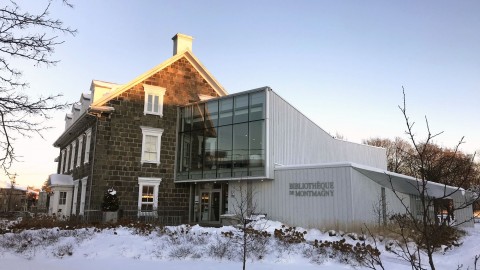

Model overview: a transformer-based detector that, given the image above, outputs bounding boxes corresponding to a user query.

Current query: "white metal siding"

[267,90,387,179]
[247,166,354,230]
[351,169,410,225]
[452,191,474,227]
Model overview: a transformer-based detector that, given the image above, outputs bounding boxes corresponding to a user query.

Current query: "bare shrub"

[52,243,73,258]
[169,245,193,259]
[208,233,237,260]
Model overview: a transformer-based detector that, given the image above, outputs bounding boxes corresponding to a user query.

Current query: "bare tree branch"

[0,0,75,175]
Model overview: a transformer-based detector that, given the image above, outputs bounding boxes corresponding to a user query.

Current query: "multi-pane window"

[141,185,154,211]
[177,89,266,180]
[59,191,67,205]
[144,135,157,161]
[137,177,161,215]
[143,84,166,116]
[140,126,163,164]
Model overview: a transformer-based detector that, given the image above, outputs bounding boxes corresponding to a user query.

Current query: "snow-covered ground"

[1,220,479,270]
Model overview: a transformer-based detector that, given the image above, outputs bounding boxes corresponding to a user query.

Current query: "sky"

[2,0,479,188]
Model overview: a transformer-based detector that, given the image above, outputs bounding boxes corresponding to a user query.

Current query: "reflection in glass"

[249,120,265,176]
[217,125,232,178]
[192,103,205,130]
[249,91,265,121]
[205,100,219,128]
[177,132,191,180]
[177,90,267,180]
[233,123,248,177]
[181,107,192,132]
[219,98,233,126]
[189,129,204,179]
[203,127,218,179]
[234,95,248,123]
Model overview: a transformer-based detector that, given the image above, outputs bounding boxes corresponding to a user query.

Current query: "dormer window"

[143,84,166,116]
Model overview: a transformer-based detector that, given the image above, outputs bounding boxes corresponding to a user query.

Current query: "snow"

[49,174,73,186]
[1,221,479,270]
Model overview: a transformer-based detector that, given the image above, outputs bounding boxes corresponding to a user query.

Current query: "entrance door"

[210,191,220,222]
[199,191,221,222]
[200,192,210,221]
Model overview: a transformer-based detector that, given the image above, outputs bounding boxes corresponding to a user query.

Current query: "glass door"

[200,192,210,221]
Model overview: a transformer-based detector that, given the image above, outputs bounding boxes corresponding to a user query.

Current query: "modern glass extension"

[176,89,266,181]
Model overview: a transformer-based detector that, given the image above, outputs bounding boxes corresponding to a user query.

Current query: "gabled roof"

[91,50,227,106]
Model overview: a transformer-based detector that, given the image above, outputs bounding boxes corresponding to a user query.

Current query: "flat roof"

[275,162,464,198]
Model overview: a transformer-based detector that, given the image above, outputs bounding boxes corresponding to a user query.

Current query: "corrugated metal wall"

[351,169,410,225]
[231,165,415,230]
[267,90,387,178]
[238,166,354,230]
[452,191,474,227]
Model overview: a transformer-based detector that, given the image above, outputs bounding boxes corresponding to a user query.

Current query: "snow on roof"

[49,174,74,186]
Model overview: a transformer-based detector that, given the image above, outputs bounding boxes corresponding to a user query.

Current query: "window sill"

[143,111,163,117]
[141,160,161,165]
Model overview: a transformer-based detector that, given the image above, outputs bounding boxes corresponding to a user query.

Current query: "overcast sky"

[3,0,479,188]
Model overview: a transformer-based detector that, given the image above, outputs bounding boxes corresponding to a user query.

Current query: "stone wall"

[90,56,221,222]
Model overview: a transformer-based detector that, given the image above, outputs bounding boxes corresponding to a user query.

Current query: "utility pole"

[7,173,17,212]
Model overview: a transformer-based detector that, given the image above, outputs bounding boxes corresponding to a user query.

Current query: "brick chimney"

[172,33,193,55]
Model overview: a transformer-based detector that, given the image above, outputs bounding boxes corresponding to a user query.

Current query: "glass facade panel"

[203,127,218,179]
[234,95,248,123]
[189,129,204,179]
[177,132,191,180]
[249,91,265,121]
[249,120,265,176]
[217,125,232,178]
[233,123,248,177]
[177,90,266,180]
[205,100,218,128]
[181,107,192,132]
[219,98,233,126]
[192,103,205,130]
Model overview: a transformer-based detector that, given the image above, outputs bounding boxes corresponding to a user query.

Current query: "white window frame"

[59,191,67,205]
[137,177,162,215]
[140,126,164,164]
[70,141,76,171]
[64,145,70,173]
[84,128,92,164]
[143,84,166,116]
[60,149,66,173]
[76,135,83,167]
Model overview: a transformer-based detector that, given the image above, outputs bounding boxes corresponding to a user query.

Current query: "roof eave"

[91,50,227,107]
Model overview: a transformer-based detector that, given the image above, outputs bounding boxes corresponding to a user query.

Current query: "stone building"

[50,34,226,222]
[49,33,474,228]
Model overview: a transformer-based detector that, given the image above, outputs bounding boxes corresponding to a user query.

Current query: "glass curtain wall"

[177,90,266,180]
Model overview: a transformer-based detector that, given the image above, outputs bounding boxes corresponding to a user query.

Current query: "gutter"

[53,105,114,147]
